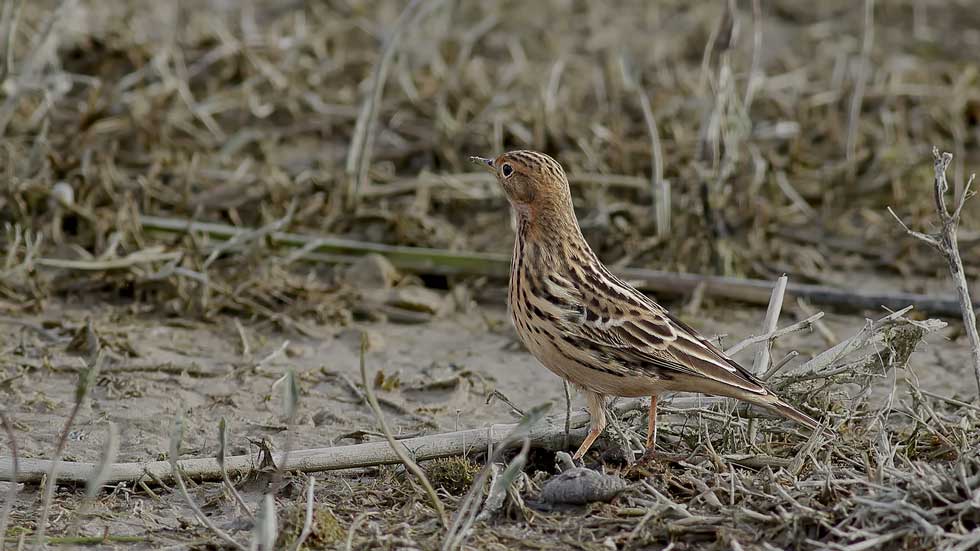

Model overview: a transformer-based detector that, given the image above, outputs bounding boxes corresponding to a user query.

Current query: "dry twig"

[751,275,787,374]
[888,148,980,396]
[140,215,977,315]
[724,311,823,357]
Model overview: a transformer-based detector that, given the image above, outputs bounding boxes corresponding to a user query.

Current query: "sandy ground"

[2,298,964,465]
[1,290,970,549]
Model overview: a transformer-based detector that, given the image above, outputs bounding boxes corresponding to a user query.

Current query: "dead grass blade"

[358,332,448,528]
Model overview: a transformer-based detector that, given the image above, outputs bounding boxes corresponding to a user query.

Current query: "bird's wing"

[541,268,769,395]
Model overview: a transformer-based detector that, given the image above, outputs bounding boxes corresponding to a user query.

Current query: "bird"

[470,150,820,460]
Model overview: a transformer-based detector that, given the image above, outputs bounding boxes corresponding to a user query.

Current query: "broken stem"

[888,148,980,396]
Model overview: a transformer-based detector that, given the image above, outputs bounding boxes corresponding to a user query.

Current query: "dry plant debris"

[1,1,979,550]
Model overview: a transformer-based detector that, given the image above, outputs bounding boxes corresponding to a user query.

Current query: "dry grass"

[2,0,980,549]
[1,0,979,310]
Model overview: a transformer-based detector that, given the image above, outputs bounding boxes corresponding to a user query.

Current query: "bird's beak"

[469,156,495,173]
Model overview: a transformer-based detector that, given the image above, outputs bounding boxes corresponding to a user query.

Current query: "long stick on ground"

[138,215,977,316]
[888,147,980,396]
[0,399,646,485]
[2,311,947,490]
[2,394,801,486]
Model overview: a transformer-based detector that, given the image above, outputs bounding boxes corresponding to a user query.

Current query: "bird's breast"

[507,248,670,397]
[507,260,600,388]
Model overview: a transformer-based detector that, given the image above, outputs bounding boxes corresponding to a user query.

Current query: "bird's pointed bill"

[469,156,495,172]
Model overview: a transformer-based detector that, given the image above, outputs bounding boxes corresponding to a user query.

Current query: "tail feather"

[761,398,821,430]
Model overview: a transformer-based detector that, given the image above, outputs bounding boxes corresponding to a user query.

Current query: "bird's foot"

[624,447,687,479]
[636,446,659,464]
[638,447,687,464]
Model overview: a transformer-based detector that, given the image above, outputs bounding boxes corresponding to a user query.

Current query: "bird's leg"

[571,391,607,460]
[646,394,658,450]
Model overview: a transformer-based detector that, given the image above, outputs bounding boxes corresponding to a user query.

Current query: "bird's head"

[470,150,573,223]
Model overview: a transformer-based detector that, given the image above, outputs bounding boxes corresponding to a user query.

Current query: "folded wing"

[541,266,771,396]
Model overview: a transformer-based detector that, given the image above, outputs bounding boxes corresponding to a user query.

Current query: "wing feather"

[551,266,768,395]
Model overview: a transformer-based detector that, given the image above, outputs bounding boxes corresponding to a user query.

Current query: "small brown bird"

[471,150,819,460]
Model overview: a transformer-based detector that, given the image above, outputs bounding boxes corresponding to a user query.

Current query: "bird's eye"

[501,163,514,178]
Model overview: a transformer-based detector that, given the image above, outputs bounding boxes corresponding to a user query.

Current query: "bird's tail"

[760,397,821,430]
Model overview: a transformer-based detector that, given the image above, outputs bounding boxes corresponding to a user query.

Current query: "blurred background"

[2,0,978,312]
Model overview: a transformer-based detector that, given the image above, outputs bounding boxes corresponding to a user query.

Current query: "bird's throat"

[513,204,590,271]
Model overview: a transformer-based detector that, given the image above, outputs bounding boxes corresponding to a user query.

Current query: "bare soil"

[1,293,969,549]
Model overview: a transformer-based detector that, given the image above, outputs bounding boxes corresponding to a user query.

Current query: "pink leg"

[572,391,607,459]
[646,394,658,450]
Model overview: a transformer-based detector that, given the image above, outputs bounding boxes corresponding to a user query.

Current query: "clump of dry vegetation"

[2,0,980,550]
[425,456,481,496]
[276,502,345,551]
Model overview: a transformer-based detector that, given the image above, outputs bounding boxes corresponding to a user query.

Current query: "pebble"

[384,286,445,315]
[539,467,627,505]
[343,254,399,290]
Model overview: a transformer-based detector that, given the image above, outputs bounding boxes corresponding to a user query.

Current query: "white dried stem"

[637,89,669,237]
[743,0,763,110]
[752,275,788,374]
[725,311,824,357]
[344,0,447,208]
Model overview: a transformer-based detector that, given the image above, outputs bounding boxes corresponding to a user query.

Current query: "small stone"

[343,254,399,290]
[385,286,445,315]
[539,468,627,505]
